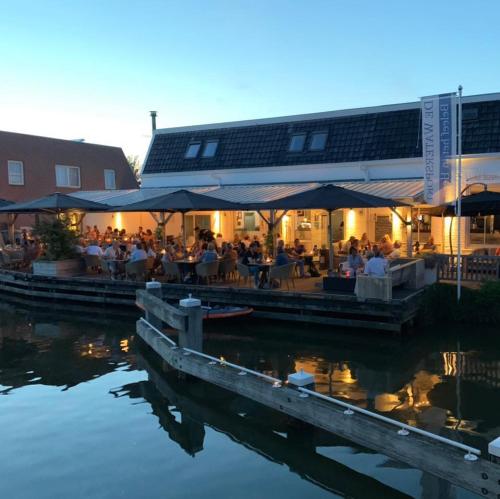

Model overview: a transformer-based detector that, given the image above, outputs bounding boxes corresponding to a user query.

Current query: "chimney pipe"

[150,111,157,132]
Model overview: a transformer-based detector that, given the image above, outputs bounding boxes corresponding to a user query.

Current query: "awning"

[69,179,424,208]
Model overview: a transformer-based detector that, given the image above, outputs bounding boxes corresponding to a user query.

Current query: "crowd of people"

[9,222,441,283]
[340,233,404,277]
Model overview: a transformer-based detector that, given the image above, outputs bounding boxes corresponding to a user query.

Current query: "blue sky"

[1,0,499,160]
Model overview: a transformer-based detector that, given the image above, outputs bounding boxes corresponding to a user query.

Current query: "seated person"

[201,242,218,263]
[143,229,154,242]
[347,246,364,277]
[74,238,86,255]
[103,241,122,276]
[380,235,394,256]
[423,236,436,251]
[129,243,147,262]
[86,240,103,257]
[241,243,263,287]
[146,241,157,258]
[276,246,289,266]
[359,233,371,251]
[388,241,402,259]
[290,238,306,277]
[364,246,388,276]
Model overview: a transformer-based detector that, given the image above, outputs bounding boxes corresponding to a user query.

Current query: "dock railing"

[437,254,500,281]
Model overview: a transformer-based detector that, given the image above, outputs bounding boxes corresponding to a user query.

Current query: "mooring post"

[145,280,163,329]
[178,294,203,352]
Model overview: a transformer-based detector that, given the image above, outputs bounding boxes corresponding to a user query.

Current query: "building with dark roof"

[141,93,500,191]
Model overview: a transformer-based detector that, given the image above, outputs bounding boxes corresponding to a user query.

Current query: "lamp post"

[456,85,463,301]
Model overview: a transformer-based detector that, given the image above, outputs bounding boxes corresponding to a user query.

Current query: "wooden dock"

[135,289,500,497]
[0,268,423,332]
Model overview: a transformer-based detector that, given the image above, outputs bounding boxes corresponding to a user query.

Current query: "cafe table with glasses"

[247,258,275,287]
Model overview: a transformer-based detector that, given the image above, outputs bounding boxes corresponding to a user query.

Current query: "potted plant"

[32,218,81,276]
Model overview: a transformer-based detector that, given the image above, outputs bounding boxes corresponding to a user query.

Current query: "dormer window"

[202,139,218,158]
[289,133,306,152]
[309,131,328,151]
[185,142,201,159]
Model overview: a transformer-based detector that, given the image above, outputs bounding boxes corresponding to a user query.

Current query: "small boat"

[201,305,253,320]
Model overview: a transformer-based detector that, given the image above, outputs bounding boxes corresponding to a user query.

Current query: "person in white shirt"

[86,241,103,257]
[130,243,147,262]
[388,241,401,259]
[103,241,121,276]
[364,246,388,277]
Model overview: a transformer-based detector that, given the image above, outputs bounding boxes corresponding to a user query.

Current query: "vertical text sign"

[421,93,457,205]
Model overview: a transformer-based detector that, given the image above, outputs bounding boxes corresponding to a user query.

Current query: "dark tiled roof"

[143,100,500,174]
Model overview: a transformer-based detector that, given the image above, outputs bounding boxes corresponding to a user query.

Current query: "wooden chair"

[219,258,236,282]
[162,261,181,282]
[195,260,219,284]
[269,262,296,290]
[83,254,103,274]
[236,262,251,286]
[125,259,147,281]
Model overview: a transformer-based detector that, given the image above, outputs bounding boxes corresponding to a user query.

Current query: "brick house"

[0,130,138,203]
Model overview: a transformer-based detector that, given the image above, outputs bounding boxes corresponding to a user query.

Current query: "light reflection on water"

[1,298,498,499]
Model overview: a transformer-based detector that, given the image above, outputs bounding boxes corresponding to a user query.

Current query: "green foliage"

[33,218,78,261]
[264,232,274,256]
[419,281,500,326]
[155,224,164,241]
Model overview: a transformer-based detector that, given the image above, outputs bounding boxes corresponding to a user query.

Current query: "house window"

[309,131,328,151]
[202,140,218,158]
[289,133,306,152]
[185,142,201,159]
[8,160,24,185]
[55,165,81,188]
[104,169,116,190]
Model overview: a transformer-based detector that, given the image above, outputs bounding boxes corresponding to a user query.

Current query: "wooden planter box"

[323,276,356,292]
[33,258,82,277]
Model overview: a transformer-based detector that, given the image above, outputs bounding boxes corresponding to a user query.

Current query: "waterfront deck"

[0,268,423,332]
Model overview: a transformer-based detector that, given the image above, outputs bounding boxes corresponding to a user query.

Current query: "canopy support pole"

[328,209,334,275]
[7,214,18,245]
[269,209,276,258]
[256,210,270,226]
[162,212,174,247]
[406,208,413,257]
[181,212,187,257]
[390,207,412,257]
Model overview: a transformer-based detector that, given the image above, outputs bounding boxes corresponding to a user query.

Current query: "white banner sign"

[421,93,457,205]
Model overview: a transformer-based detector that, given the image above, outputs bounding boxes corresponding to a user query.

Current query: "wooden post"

[406,208,413,257]
[145,281,163,329]
[178,294,203,352]
[7,214,17,244]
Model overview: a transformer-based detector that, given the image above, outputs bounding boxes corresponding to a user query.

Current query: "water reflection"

[1,299,498,498]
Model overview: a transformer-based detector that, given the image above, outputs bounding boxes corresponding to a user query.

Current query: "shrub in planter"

[33,218,78,261]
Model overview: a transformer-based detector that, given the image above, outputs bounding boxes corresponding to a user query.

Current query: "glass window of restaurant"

[469,215,500,245]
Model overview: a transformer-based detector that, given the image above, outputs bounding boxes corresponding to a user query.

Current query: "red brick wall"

[0,131,138,203]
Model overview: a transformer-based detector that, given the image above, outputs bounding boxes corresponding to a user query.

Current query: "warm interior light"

[214,211,221,234]
[114,212,123,231]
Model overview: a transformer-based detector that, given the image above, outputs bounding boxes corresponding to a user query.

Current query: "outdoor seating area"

[0,186,499,297]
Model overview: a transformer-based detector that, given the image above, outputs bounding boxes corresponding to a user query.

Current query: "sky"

[1,0,499,162]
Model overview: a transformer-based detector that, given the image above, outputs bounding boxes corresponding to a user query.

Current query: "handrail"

[183,347,282,384]
[139,317,480,457]
[297,387,481,456]
[138,317,177,347]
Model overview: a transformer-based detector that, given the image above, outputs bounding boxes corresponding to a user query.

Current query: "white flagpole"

[457,85,463,301]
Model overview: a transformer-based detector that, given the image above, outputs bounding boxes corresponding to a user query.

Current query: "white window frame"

[104,169,116,190]
[55,164,81,188]
[7,160,24,185]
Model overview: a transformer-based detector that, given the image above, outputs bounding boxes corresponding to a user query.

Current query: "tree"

[127,155,142,185]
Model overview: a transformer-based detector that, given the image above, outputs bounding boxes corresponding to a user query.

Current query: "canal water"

[1,298,499,499]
